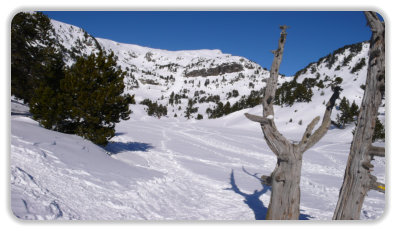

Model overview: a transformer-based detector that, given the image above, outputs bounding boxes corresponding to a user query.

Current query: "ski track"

[10,114,385,220]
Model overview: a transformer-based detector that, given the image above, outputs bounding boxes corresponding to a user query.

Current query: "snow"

[10,99,385,220]
[50,18,272,119]
[9,17,385,221]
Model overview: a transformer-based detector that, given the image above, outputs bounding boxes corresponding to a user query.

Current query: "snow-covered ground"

[10,101,385,220]
[9,14,385,221]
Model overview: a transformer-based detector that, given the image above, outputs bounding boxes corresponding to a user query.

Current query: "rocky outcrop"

[184,62,244,77]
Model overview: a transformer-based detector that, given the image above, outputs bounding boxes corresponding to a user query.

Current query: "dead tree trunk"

[333,12,385,220]
[245,26,338,220]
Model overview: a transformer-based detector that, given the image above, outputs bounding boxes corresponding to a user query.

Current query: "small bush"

[350,58,366,73]
[372,117,385,141]
[336,97,359,128]
[140,99,167,118]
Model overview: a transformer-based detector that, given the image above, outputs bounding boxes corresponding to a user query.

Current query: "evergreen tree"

[30,83,67,130]
[32,51,133,145]
[336,97,359,128]
[140,99,167,118]
[223,101,231,115]
[11,12,64,103]
[372,117,385,141]
[169,91,175,105]
[232,89,239,98]
[350,58,366,73]
[185,98,198,119]
[204,79,210,87]
[61,51,133,145]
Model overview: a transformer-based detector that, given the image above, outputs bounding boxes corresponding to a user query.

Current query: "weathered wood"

[252,26,303,220]
[244,113,269,124]
[300,116,320,143]
[298,87,340,153]
[370,181,385,193]
[261,175,272,186]
[246,25,336,220]
[369,145,385,157]
[333,11,385,220]
[266,146,303,220]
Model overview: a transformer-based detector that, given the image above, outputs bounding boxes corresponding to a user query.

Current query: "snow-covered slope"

[50,19,276,119]
[49,18,382,124]
[10,16,385,220]
[10,100,385,220]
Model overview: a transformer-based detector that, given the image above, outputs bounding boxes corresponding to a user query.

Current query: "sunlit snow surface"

[10,17,385,221]
[10,102,385,220]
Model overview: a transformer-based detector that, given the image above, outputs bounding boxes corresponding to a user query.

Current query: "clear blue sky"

[42,11,375,76]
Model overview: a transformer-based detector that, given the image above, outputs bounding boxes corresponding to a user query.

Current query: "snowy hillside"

[11,100,385,220]
[50,19,281,119]
[10,16,385,220]
[49,18,382,124]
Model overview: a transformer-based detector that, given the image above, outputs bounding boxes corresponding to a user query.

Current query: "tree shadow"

[11,112,32,116]
[105,141,154,154]
[225,167,270,220]
[225,167,313,220]
[299,210,314,220]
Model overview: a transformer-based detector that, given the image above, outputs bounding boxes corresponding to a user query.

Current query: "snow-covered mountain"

[10,16,385,220]
[49,19,382,123]
[51,19,279,119]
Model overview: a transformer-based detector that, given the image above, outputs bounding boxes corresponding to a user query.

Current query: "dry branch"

[369,145,385,157]
[244,113,269,124]
[299,87,341,153]
[261,175,272,186]
[370,181,385,193]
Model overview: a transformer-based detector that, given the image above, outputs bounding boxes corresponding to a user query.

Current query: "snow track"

[10,104,385,220]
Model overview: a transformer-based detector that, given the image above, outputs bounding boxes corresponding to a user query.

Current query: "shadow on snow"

[225,167,313,220]
[105,141,154,154]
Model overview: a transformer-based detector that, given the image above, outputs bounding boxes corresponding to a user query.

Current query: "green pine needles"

[11,12,63,103]
[13,12,134,146]
[336,97,359,128]
[30,51,134,146]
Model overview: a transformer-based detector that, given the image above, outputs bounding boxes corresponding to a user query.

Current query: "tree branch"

[364,12,385,33]
[244,113,269,124]
[300,87,341,153]
[245,26,291,157]
[299,116,320,147]
[369,145,385,157]
[370,181,385,193]
[261,175,272,186]
[261,26,288,118]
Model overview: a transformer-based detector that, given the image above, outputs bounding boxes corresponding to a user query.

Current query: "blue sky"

[42,11,374,76]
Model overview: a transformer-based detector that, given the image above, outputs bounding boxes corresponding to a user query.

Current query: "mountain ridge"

[49,17,375,123]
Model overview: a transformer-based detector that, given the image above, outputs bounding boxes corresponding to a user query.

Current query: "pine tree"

[32,51,133,145]
[185,98,198,119]
[336,97,359,128]
[372,117,385,141]
[62,51,132,145]
[11,12,64,103]
[169,91,175,105]
[223,101,231,115]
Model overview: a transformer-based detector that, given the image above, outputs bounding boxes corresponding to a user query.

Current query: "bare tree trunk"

[333,12,385,220]
[245,26,338,220]
[266,144,302,219]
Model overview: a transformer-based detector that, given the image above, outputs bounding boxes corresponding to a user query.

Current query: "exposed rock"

[184,62,244,77]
